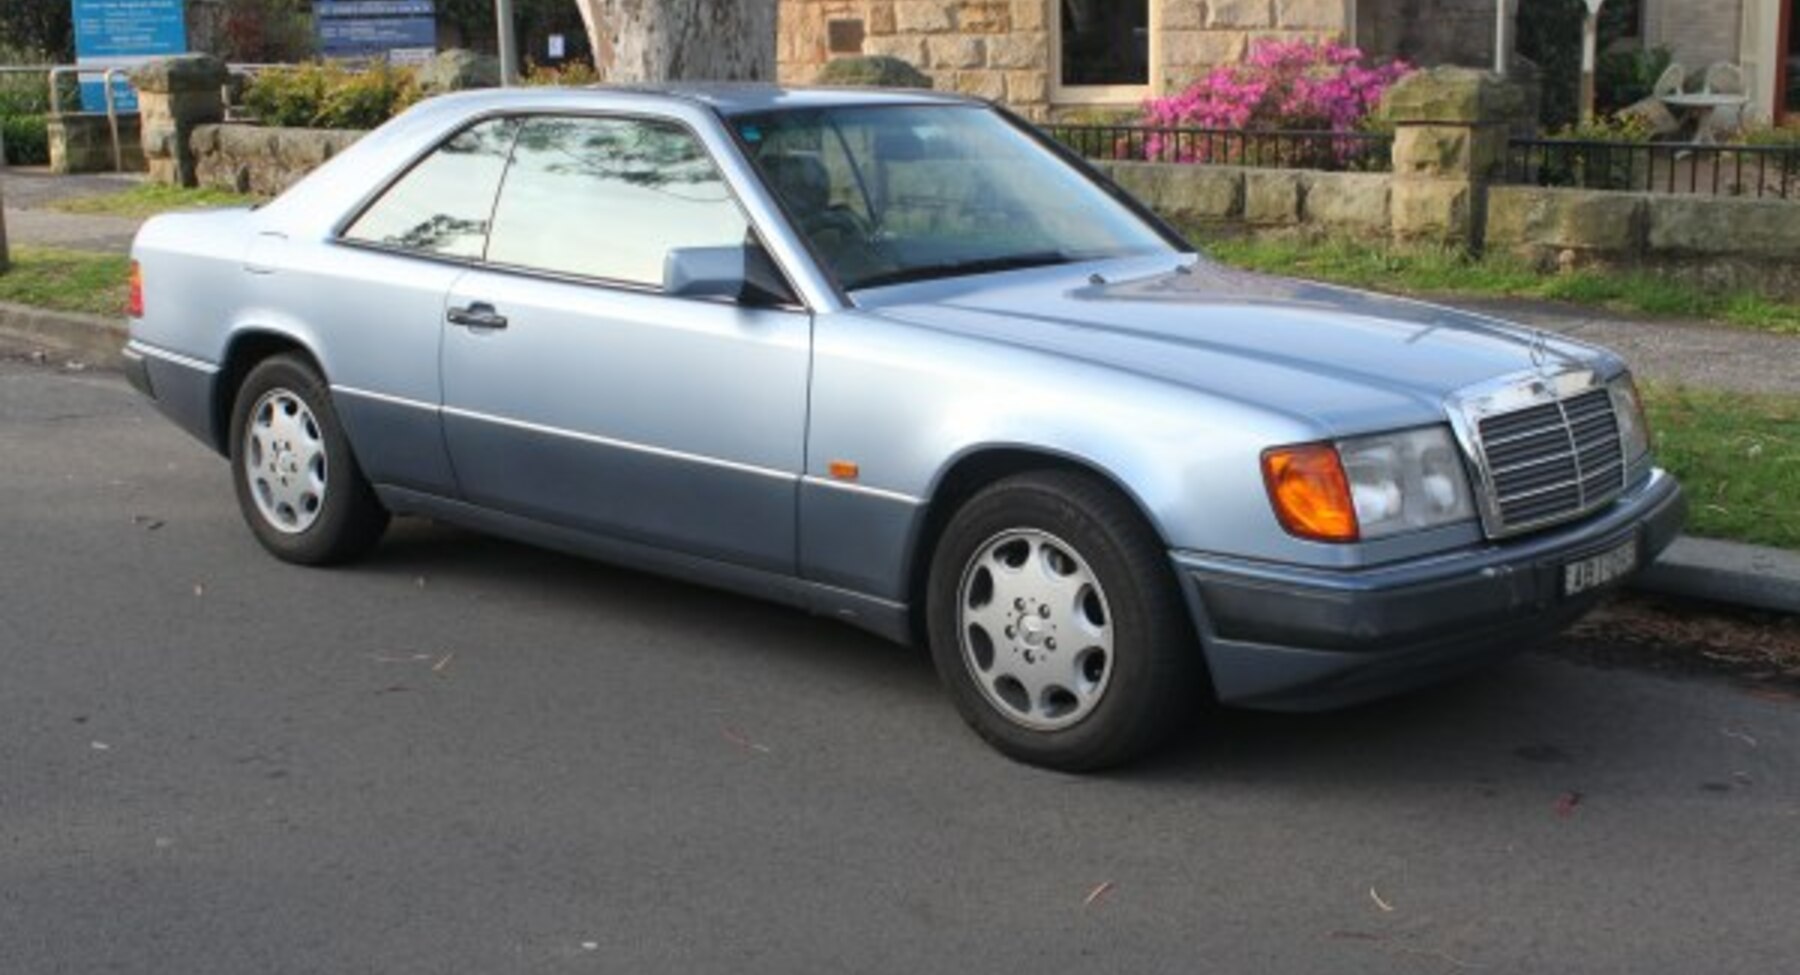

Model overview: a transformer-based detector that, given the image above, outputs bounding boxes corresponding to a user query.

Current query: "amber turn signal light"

[126,260,144,318]
[1261,443,1359,543]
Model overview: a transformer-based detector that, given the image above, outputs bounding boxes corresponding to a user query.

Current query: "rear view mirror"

[663,244,797,307]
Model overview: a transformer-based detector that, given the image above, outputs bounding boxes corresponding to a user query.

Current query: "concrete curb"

[1635,536,1800,615]
[0,299,1793,617]
[0,300,127,369]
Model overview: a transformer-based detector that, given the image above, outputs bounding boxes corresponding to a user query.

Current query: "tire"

[925,470,1203,771]
[228,354,388,565]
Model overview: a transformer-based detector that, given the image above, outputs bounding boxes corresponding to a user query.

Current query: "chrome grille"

[1476,387,1625,535]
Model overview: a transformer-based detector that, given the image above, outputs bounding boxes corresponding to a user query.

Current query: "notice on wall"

[315,0,438,64]
[71,0,188,111]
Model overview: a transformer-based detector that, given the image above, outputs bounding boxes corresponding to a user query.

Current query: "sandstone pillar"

[131,55,229,188]
[1381,67,1527,252]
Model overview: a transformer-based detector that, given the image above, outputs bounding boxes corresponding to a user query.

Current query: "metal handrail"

[0,64,66,168]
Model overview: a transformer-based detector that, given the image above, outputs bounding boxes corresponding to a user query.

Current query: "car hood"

[858,256,1617,436]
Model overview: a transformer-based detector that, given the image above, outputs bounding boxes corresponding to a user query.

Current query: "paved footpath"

[2,168,144,254]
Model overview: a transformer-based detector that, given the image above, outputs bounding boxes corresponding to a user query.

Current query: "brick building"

[777,0,1795,121]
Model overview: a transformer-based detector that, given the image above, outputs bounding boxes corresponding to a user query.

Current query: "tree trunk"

[572,0,777,83]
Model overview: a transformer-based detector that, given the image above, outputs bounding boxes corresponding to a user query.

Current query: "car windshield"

[734,104,1179,291]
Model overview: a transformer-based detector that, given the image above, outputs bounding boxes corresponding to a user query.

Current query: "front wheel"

[925,470,1204,771]
[228,354,388,565]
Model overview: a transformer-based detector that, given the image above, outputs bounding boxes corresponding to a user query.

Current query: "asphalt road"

[3,357,1797,974]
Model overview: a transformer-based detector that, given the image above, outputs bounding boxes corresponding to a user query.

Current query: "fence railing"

[1043,124,1394,173]
[1504,138,1800,200]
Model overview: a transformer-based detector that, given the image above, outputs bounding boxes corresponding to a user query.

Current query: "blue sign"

[72,0,188,112]
[316,0,437,62]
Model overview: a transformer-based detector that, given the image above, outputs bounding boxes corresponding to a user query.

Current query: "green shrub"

[522,58,602,87]
[242,63,420,130]
[315,63,420,129]
[2,113,49,165]
[814,55,932,89]
[1596,45,1673,116]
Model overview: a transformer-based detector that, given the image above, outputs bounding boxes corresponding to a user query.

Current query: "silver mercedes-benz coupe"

[124,85,1684,769]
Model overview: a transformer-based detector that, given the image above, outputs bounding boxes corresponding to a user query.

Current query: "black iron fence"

[1043,124,1393,172]
[1504,138,1800,200]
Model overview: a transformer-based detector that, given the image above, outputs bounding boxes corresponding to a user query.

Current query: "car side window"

[343,117,520,258]
[483,116,749,287]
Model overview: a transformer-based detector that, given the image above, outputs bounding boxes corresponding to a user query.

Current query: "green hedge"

[2,113,49,165]
[241,63,421,130]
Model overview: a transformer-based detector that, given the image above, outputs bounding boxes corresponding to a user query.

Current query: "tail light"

[127,260,144,318]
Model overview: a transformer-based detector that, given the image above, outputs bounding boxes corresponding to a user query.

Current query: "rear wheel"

[228,354,388,565]
[925,470,1203,771]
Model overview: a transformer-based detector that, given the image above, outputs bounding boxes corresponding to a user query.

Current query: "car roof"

[427,82,981,116]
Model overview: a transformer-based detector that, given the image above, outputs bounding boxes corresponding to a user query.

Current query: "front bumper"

[1173,469,1686,710]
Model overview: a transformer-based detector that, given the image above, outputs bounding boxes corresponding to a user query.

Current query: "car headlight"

[1264,426,1476,542]
[1608,373,1651,464]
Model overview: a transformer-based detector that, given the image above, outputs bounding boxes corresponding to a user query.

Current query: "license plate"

[1563,538,1638,596]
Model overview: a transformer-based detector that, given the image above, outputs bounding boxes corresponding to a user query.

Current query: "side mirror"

[663,244,797,307]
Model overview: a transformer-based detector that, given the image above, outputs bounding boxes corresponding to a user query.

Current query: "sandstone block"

[1009,0,1045,30]
[1209,0,1273,28]
[868,2,898,34]
[864,35,929,64]
[1389,179,1470,242]
[950,69,1006,100]
[1275,0,1345,29]
[987,33,1047,69]
[1163,30,1248,69]
[1161,1,1207,29]
[895,1,953,32]
[1484,186,1645,253]
[1646,196,1800,258]
[1103,162,1245,222]
[129,54,229,94]
[928,35,985,68]
[1300,172,1391,230]
[1380,67,1528,125]
[1244,169,1304,224]
[956,0,1009,31]
[1005,69,1049,103]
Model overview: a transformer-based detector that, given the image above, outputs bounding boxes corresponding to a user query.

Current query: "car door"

[320,115,521,496]
[439,113,811,574]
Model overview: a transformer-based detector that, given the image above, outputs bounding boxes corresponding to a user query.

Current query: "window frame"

[1047,0,1161,107]
[333,108,807,311]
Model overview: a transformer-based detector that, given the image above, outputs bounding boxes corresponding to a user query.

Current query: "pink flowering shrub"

[1140,39,1413,166]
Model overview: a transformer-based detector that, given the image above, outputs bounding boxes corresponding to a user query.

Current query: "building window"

[1055,0,1154,102]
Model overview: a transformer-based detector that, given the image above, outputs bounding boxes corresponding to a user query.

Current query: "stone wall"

[189,124,368,196]
[1487,184,1800,299]
[778,0,1350,118]
[47,114,147,174]
[1098,161,1393,234]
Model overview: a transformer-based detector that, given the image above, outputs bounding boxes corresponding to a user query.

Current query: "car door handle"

[447,303,508,330]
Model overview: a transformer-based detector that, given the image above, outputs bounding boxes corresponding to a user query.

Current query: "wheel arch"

[904,445,1174,647]
[211,328,328,455]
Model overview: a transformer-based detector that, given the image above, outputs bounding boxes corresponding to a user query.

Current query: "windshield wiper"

[850,251,1076,290]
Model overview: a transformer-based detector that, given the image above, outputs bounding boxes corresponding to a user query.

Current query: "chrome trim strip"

[800,475,925,507]
[126,340,218,375]
[332,384,439,414]
[439,404,799,483]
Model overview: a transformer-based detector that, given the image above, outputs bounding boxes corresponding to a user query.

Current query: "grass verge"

[47,183,262,220]
[1201,235,1800,336]
[0,246,130,317]
[1642,385,1800,550]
